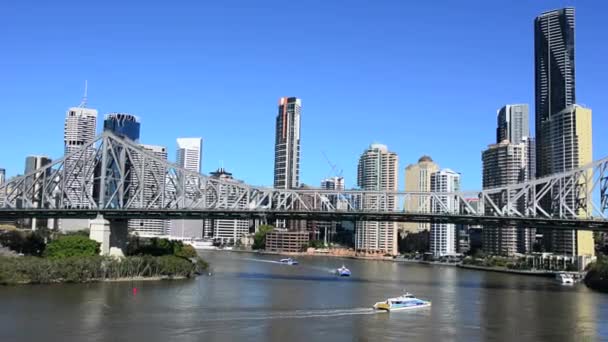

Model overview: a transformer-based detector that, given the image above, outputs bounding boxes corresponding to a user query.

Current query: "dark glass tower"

[273,97,301,189]
[534,7,575,178]
[103,113,141,142]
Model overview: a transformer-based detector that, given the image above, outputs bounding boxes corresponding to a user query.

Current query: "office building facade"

[497,104,530,145]
[23,156,52,230]
[103,113,140,141]
[403,156,439,232]
[176,138,203,173]
[429,169,460,257]
[128,144,169,236]
[355,144,398,255]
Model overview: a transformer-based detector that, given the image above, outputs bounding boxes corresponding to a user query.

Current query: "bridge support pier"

[89,215,128,257]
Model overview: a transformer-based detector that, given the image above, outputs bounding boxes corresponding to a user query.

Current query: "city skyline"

[1,2,607,192]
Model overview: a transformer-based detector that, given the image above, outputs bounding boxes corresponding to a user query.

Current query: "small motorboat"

[373,292,431,312]
[335,265,351,277]
[279,258,299,265]
[556,272,575,285]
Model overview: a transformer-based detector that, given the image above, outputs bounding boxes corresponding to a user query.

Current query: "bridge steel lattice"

[0,132,608,231]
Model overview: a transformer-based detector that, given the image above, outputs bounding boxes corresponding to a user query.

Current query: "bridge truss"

[1,132,607,230]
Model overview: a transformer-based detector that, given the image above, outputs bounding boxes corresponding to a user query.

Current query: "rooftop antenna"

[79,80,88,108]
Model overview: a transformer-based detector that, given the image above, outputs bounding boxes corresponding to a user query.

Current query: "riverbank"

[458,264,557,277]
[0,255,205,285]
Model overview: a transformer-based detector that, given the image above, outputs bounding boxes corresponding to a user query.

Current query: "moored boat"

[556,272,575,285]
[372,293,431,312]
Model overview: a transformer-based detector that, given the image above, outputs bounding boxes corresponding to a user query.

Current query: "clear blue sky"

[1,0,606,190]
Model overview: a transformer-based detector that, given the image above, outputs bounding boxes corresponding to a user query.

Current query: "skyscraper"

[103,113,140,141]
[59,88,98,232]
[0,168,6,185]
[170,137,204,238]
[274,97,301,189]
[355,144,398,256]
[535,7,575,178]
[482,142,534,255]
[63,98,97,207]
[404,156,439,233]
[176,138,203,173]
[541,104,593,257]
[534,8,593,259]
[497,104,530,145]
[430,169,460,257]
[128,144,169,236]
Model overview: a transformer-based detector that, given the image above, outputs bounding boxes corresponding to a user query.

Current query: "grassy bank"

[0,255,207,285]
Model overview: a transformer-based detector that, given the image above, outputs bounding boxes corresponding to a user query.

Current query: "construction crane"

[321,151,343,179]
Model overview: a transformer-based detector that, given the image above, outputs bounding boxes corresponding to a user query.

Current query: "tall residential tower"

[274,97,301,189]
[356,144,398,255]
[534,8,594,259]
[404,156,439,233]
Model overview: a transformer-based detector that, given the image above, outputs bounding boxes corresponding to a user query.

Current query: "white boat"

[556,272,575,285]
[279,258,299,265]
[185,239,217,250]
[335,265,351,277]
[373,293,431,312]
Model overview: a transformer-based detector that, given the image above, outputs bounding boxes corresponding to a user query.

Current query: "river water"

[1,251,607,341]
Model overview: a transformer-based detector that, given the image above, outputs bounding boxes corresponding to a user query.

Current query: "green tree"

[175,244,197,259]
[43,235,100,259]
[398,230,429,254]
[252,225,274,250]
[0,230,46,256]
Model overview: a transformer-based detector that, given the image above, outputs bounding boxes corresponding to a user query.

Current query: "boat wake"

[202,308,380,322]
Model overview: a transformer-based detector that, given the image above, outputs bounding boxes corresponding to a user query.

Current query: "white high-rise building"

[129,144,169,236]
[355,144,398,256]
[59,89,98,232]
[176,138,203,173]
[430,169,460,257]
[170,138,204,239]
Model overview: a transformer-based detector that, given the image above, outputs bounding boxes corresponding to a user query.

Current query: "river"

[1,251,607,341]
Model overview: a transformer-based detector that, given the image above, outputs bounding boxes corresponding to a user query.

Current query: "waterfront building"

[540,105,594,258]
[265,230,309,253]
[200,168,250,244]
[128,144,169,236]
[103,113,140,141]
[273,97,302,230]
[429,169,460,257]
[403,156,439,233]
[59,88,98,232]
[534,8,594,260]
[482,141,534,255]
[355,144,398,256]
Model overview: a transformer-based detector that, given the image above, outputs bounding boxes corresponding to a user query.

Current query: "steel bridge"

[0,132,607,252]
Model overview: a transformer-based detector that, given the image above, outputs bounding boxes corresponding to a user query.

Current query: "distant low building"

[265,230,309,253]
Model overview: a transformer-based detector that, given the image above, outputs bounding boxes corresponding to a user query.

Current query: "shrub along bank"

[0,233,209,285]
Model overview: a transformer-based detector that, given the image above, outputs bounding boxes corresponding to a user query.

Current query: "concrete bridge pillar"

[89,215,128,257]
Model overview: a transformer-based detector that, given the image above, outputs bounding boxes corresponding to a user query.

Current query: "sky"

[1,0,606,191]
